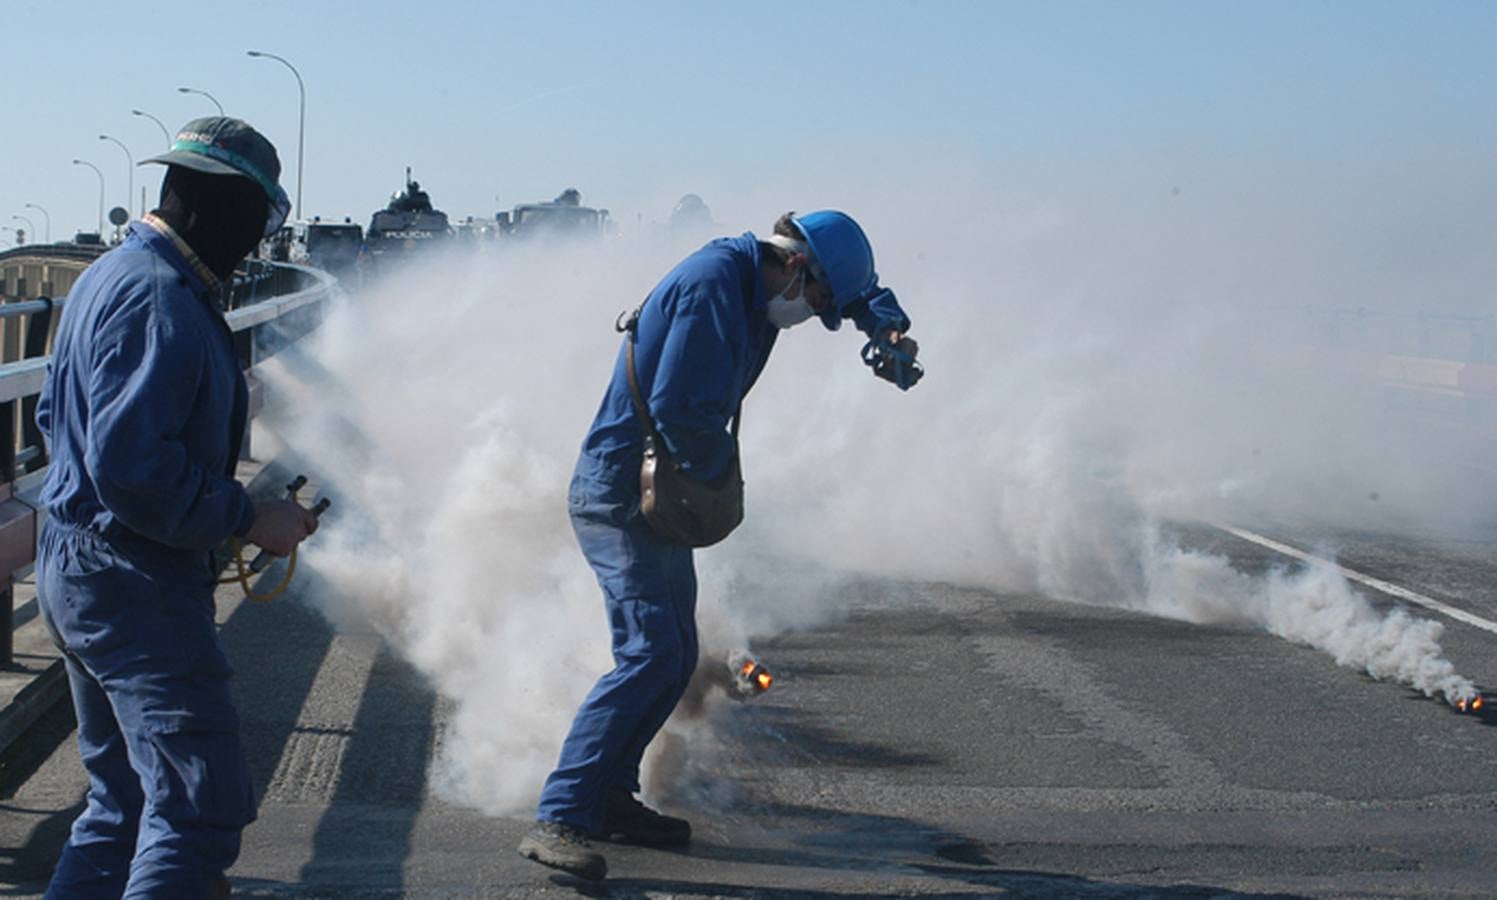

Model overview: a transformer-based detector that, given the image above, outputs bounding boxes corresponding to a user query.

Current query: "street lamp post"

[177,86,224,114]
[72,159,106,236]
[247,50,305,221]
[11,215,35,245]
[131,108,173,150]
[23,203,50,243]
[99,134,136,218]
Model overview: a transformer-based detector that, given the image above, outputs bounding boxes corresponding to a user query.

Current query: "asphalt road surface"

[4,519,1497,898]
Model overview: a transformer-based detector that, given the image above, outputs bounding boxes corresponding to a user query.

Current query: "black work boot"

[595,789,692,846]
[517,821,607,881]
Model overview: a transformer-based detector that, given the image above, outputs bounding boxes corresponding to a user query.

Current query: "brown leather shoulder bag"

[619,309,744,547]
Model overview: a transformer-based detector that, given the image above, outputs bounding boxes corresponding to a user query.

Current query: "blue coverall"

[536,233,910,832]
[35,220,259,899]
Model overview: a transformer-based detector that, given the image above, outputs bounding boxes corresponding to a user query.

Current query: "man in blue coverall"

[35,116,319,899]
[519,210,918,881]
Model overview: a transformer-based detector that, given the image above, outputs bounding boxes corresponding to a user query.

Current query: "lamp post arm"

[177,87,225,114]
[23,203,50,243]
[72,159,106,236]
[247,50,305,221]
[100,135,136,220]
[132,109,173,150]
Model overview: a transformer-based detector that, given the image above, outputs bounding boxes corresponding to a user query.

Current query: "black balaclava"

[154,165,269,280]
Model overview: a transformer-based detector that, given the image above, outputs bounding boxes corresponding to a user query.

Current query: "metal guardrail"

[2,243,293,314]
[0,360,46,408]
[0,261,337,667]
[0,299,60,320]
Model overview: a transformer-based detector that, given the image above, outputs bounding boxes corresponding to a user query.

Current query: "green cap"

[141,116,290,236]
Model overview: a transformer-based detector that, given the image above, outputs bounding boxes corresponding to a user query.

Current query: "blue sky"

[3,0,1495,242]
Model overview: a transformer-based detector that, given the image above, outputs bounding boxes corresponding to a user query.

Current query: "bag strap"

[617,305,741,442]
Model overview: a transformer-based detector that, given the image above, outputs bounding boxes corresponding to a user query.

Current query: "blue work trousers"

[35,520,255,899]
[536,469,698,833]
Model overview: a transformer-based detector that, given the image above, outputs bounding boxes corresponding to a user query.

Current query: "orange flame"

[735,657,773,693]
[1456,693,1484,713]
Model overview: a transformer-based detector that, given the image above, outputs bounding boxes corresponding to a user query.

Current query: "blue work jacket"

[577,232,911,488]
[36,221,254,572]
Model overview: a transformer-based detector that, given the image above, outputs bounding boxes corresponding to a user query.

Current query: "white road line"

[1214,523,1497,637]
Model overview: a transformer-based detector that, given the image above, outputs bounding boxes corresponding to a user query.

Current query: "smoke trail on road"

[1145,539,1477,704]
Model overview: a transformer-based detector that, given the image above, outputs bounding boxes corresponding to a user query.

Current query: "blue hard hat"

[791,210,876,331]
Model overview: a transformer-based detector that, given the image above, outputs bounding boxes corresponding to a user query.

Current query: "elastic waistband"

[42,518,110,545]
[42,518,210,574]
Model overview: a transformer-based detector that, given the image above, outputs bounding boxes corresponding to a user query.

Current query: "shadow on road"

[0,797,80,895]
[641,809,1305,898]
[558,869,1306,899]
[745,706,940,769]
[635,698,1309,900]
[223,569,340,796]
[297,639,436,893]
[0,600,77,893]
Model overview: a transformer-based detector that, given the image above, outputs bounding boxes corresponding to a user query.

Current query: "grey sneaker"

[518,821,607,881]
[595,790,692,846]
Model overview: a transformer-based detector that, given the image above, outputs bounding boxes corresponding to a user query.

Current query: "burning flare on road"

[738,658,773,693]
[1455,693,1484,714]
[727,650,773,699]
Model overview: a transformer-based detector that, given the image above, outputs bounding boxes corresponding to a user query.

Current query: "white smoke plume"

[255,160,1488,816]
[1143,540,1475,703]
[257,240,667,814]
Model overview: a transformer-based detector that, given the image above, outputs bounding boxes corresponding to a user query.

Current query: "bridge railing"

[0,262,337,667]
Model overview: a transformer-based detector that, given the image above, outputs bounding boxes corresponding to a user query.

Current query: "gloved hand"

[861,329,924,390]
[245,499,319,557]
[884,330,919,359]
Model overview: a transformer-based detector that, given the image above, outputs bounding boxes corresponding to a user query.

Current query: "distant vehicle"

[496,188,612,240]
[365,168,452,265]
[266,225,295,262]
[669,193,713,232]
[453,216,502,243]
[303,218,363,277]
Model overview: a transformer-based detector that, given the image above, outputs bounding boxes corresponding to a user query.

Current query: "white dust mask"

[766,270,814,329]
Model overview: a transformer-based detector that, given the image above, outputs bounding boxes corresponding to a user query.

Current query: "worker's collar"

[762,233,809,257]
[139,213,222,292]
